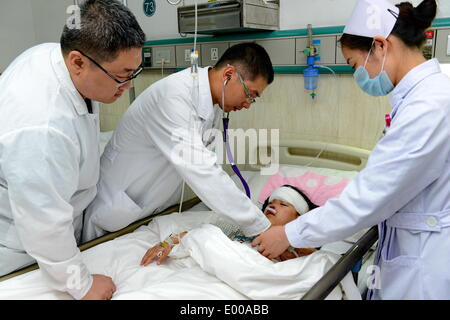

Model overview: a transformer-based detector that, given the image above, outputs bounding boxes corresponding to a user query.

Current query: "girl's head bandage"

[269,187,309,215]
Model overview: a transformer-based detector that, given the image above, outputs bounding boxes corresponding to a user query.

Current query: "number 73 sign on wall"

[144,0,156,17]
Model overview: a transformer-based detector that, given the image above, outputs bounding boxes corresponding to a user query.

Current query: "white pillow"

[229,165,359,205]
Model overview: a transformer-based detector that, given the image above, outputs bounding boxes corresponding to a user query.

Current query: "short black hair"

[61,0,146,63]
[261,185,319,214]
[339,0,436,51]
[215,42,274,84]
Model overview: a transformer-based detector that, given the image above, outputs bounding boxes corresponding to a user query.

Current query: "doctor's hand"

[81,274,116,300]
[251,225,290,260]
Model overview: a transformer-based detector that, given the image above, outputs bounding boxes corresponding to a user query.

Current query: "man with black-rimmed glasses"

[0,0,145,300]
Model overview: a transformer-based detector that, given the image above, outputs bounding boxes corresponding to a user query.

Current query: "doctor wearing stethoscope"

[253,0,450,299]
[83,43,274,243]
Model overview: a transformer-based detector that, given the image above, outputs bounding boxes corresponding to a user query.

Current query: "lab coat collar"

[50,44,91,116]
[197,66,215,121]
[389,58,441,116]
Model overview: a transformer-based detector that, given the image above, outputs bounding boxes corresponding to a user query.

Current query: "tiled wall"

[100,70,391,151]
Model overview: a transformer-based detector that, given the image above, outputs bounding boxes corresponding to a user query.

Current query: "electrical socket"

[185,49,191,62]
[211,48,219,61]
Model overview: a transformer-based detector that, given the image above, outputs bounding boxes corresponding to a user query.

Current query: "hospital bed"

[0,138,377,300]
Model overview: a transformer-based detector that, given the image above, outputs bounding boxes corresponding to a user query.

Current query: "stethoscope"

[222,78,251,199]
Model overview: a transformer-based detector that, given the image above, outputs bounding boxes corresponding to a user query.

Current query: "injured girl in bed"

[0,186,361,300]
[141,185,318,266]
[139,185,361,300]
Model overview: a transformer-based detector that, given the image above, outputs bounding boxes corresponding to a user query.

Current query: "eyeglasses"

[76,49,143,87]
[236,71,257,104]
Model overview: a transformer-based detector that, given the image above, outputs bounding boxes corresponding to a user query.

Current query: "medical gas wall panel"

[176,44,202,68]
[229,38,296,66]
[152,46,176,68]
[255,39,296,66]
[336,39,347,65]
[435,28,450,63]
[201,42,230,67]
[296,36,337,65]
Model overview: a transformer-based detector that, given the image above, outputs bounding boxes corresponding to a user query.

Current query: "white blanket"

[0,211,361,300]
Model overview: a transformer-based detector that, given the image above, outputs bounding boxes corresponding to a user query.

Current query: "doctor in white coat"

[0,0,145,300]
[253,0,450,299]
[83,43,274,242]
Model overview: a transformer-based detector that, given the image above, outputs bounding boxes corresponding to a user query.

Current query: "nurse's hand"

[251,225,290,259]
[81,274,116,300]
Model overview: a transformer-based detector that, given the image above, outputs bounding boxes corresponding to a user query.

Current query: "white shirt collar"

[50,44,92,116]
[196,66,215,121]
[389,58,441,117]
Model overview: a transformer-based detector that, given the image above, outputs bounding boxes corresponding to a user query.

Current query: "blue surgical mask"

[354,47,394,97]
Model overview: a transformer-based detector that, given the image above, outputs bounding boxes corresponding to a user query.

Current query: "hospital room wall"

[99,71,391,151]
[130,0,450,41]
[1,0,450,71]
[0,0,73,72]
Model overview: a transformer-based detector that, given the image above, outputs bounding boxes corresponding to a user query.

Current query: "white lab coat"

[0,43,100,299]
[285,58,450,299]
[83,67,270,241]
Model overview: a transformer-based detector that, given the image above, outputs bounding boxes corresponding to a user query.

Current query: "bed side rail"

[301,226,378,300]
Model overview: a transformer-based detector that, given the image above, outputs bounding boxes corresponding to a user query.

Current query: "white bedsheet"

[0,210,360,300]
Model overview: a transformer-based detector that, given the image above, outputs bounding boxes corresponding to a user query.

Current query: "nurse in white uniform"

[0,0,145,300]
[253,0,450,299]
[83,43,274,242]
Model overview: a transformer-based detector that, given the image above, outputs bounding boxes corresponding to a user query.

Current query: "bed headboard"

[246,139,371,172]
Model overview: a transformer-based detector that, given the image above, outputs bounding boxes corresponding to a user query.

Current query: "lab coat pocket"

[378,254,422,300]
[94,190,143,232]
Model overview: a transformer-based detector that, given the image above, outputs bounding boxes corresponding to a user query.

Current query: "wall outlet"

[211,48,219,61]
[185,49,191,62]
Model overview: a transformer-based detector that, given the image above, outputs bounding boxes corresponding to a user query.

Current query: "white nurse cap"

[343,0,400,38]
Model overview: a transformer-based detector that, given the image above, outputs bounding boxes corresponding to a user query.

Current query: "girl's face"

[264,199,298,226]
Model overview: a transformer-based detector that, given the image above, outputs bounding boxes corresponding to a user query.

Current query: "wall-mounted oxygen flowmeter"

[303,24,321,99]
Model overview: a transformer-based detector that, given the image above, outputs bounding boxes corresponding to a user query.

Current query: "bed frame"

[302,226,378,300]
[0,139,378,300]
[246,139,370,172]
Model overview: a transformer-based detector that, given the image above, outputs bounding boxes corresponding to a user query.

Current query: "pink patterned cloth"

[258,171,351,206]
